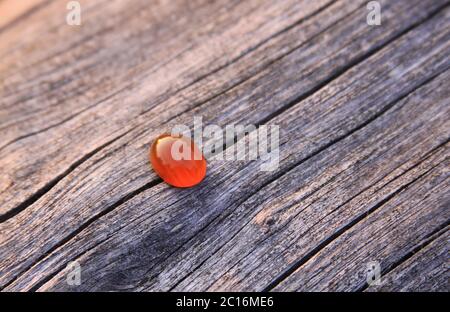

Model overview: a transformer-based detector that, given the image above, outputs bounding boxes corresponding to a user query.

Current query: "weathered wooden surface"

[0,0,449,291]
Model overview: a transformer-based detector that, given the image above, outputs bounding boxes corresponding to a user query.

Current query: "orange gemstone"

[149,134,207,188]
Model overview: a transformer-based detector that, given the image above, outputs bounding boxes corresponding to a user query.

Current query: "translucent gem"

[149,134,207,188]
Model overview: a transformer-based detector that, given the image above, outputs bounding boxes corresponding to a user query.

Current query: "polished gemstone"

[150,134,207,188]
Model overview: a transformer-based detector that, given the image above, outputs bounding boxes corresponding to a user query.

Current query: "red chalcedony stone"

[149,134,207,188]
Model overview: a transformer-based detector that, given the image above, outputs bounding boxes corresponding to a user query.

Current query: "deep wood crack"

[262,154,448,291]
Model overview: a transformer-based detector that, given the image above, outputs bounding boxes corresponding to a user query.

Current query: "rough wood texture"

[0,0,449,292]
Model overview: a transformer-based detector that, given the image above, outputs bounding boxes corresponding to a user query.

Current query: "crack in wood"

[262,154,448,291]
[0,129,135,224]
[0,178,162,291]
[0,84,132,152]
[357,222,449,291]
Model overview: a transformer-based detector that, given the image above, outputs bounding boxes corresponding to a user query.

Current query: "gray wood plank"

[0,0,448,292]
[366,231,449,292]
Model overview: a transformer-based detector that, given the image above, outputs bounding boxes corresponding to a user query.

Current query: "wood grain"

[366,231,449,292]
[0,0,449,291]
